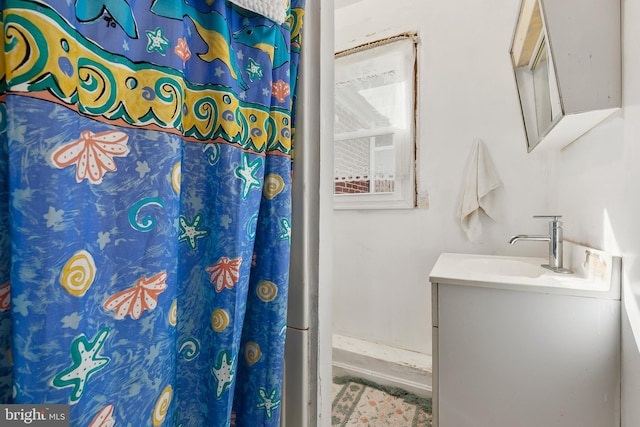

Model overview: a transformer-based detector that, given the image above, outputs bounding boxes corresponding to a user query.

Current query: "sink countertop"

[429,242,621,300]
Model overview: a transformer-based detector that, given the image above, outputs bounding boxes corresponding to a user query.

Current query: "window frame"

[333,35,418,210]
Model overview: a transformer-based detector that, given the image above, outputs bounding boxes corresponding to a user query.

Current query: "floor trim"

[332,334,432,399]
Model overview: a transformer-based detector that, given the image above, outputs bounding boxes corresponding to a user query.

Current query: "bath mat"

[332,376,432,426]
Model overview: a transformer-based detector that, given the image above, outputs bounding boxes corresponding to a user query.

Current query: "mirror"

[510,0,562,151]
[510,0,619,152]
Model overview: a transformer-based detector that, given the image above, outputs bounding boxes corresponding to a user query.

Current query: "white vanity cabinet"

[430,249,621,427]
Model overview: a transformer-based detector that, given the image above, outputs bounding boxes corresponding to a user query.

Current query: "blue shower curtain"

[0,0,304,426]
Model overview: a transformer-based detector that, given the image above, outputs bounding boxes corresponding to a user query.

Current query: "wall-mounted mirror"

[511,0,560,150]
[510,0,620,152]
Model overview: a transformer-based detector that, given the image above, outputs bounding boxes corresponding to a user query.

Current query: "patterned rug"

[332,377,433,426]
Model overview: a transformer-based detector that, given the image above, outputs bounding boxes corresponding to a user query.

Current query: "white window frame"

[333,35,417,210]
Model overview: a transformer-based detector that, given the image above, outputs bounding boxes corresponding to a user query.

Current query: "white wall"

[554,0,640,424]
[333,0,640,421]
[333,0,554,355]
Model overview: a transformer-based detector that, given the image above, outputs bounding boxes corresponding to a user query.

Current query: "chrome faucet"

[509,215,573,274]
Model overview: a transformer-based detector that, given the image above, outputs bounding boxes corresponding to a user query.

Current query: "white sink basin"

[429,242,621,300]
[458,257,545,278]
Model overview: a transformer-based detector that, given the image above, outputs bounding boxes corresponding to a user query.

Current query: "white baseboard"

[332,334,433,399]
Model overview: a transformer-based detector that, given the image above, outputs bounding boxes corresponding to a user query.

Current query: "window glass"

[334,37,417,209]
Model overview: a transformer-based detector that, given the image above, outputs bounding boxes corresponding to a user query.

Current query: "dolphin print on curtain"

[0,0,305,426]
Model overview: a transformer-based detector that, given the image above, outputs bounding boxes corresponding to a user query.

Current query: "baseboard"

[332,334,432,399]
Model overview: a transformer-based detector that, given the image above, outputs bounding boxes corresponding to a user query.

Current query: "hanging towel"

[457,139,503,242]
[229,0,289,24]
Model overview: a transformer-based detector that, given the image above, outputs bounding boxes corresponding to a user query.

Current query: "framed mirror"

[510,0,620,152]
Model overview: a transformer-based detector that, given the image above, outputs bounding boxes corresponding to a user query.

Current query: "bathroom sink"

[429,242,621,300]
[458,257,545,278]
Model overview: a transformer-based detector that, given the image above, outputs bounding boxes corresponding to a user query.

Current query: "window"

[334,36,417,209]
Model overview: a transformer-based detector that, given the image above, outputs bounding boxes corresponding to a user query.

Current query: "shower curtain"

[0,0,304,426]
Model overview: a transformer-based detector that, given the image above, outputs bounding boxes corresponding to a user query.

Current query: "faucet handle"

[534,215,562,222]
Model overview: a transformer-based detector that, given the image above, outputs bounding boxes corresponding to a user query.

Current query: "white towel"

[457,139,502,242]
[229,0,288,24]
